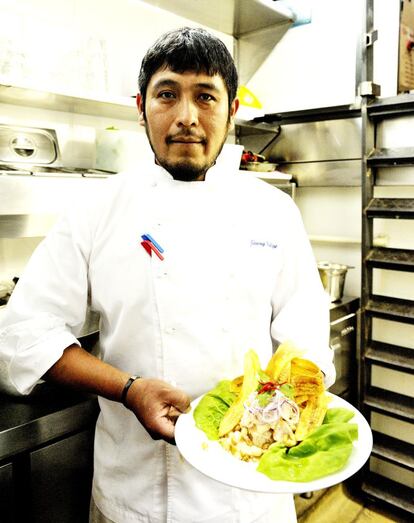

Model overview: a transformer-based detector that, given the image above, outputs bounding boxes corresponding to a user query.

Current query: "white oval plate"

[175,393,372,494]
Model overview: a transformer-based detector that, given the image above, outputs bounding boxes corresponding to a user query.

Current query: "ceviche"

[193,342,358,482]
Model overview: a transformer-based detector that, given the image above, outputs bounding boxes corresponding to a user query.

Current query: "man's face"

[137,67,239,181]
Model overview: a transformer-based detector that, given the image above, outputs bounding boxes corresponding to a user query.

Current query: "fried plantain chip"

[291,357,323,377]
[291,357,324,397]
[265,341,303,383]
[219,349,261,437]
[295,393,329,441]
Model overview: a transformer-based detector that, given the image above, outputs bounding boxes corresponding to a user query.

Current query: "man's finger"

[167,405,184,420]
[165,388,191,412]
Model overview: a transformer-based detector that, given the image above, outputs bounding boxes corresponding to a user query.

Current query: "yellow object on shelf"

[237,85,262,109]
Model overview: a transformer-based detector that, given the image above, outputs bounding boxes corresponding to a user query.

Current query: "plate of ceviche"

[175,343,372,494]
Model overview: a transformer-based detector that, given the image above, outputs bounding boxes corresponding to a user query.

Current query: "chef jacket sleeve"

[270,200,336,388]
[0,211,90,396]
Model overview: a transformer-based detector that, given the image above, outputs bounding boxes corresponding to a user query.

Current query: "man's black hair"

[138,27,238,112]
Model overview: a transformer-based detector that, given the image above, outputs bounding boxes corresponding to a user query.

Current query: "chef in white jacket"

[0,27,335,523]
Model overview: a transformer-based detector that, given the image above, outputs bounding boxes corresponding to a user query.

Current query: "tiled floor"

[294,483,405,523]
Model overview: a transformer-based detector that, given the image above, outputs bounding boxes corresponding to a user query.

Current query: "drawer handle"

[340,325,355,336]
[330,343,342,351]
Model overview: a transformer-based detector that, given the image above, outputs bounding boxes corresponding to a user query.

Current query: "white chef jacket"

[0,151,335,523]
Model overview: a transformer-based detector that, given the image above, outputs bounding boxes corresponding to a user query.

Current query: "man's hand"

[125,378,191,444]
[42,345,191,444]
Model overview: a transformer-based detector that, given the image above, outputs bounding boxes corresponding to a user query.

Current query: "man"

[0,27,335,522]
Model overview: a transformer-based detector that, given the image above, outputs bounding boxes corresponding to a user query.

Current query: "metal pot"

[317,261,352,302]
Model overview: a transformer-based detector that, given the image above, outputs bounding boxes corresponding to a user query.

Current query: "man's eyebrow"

[194,82,220,92]
[151,78,220,92]
[152,79,179,90]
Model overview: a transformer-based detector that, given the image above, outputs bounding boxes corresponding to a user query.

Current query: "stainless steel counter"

[0,384,99,522]
[330,295,360,322]
[0,384,98,462]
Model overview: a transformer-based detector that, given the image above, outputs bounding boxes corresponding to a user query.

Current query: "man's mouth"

[172,139,201,144]
[167,135,206,145]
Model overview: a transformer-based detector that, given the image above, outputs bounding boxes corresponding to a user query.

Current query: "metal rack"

[359,93,414,518]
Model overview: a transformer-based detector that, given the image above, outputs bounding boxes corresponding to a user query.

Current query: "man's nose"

[176,98,198,127]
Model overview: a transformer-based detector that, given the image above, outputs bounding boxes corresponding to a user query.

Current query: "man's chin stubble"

[158,160,210,181]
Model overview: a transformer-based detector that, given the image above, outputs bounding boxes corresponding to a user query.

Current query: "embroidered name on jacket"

[250,240,278,249]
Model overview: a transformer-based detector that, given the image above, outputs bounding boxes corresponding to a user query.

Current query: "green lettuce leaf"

[257,411,358,482]
[193,380,237,440]
[323,407,355,424]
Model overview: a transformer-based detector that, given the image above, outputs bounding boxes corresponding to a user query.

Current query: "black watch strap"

[121,375,141,408]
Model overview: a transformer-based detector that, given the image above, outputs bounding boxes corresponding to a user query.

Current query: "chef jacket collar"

[149,150,237,187]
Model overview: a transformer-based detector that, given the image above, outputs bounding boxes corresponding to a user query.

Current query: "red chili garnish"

[258,381,278,394]
[257,380,287,394]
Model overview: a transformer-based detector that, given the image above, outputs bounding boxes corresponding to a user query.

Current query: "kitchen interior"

[0,0,413,521]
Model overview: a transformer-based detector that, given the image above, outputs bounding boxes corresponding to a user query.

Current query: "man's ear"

[228,97,240,131]
[136,94,145,127]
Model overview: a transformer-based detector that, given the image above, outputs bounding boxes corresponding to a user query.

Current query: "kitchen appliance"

[0,124,114,178]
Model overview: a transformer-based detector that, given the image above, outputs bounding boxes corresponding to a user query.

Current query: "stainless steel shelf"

[371,431,414,471]
[366,247,414,271]
[364,387,414,422]
[367,147,414,167]
[140,0,294,37]
[366,295,414,324]
[365,198,414,219]
[0,214,56,238]
[361,472,414,516]
[0,85,295,129]
[0,84,137,121]
[368,93,414,119]
[365,341,414,372]
[235,118,280,135]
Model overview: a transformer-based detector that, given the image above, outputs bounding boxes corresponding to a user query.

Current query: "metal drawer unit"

[329,297,359,402]
[360,94,414,517]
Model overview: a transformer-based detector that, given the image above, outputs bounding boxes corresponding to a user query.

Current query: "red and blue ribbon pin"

[140,233,164,260]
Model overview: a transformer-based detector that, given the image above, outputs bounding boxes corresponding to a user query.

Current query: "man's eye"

[158,91,175,99]
[199,93,215,102]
